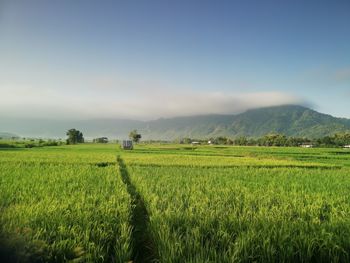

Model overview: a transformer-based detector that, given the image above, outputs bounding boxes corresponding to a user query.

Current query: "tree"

[214,136,228,145]
[259,133,287,146]
[66,129,84,144]
[226,138,234,145]
[178,138,192,144]
[334,133,350,146]
[129,130,142,143]
[234,136,248,146]
[286,137,305,147]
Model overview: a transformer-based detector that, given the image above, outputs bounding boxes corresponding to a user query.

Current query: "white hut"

[122,140,133,150]
[301,144,313,148]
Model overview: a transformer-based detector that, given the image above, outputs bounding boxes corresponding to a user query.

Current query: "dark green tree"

[214,136,228,145]
[226,138,234,145]
[259,133,287,146]
[180,138,192,144]
[234,136,248,146]
[129,130,142,143]
[66,129,84,144]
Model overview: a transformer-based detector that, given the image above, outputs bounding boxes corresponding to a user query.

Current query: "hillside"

[141,105,350,139]
[225,105,350,138]
[2,105,350,139]
[0,132,20,139]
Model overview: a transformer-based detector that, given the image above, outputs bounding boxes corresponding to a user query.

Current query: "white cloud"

[0,80,303,120]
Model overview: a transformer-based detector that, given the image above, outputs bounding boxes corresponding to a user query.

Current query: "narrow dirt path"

[117,156,158,263]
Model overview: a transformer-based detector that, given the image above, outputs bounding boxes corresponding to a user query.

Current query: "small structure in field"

[191,141,200,146]
[301,144,313,148]
[122,140,133,150]
[208,140,213,145]
[344,145,350,149]
[93,137,108,143]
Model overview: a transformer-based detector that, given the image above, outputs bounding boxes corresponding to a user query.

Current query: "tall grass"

[125,147,350,262]
[1,144,350,262]
[0,147,132,262]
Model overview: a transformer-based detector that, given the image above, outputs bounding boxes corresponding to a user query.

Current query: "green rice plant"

[1,143,350,262]
[0,146,132,262]
[123,145,350,262]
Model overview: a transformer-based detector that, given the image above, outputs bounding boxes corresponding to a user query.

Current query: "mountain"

[142,105,350,139]
[0,132,20,139]
[224,105,350,138]
[1,105,350,139]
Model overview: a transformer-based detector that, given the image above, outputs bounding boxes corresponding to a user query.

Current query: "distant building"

[122,140,133,150]
[344,145,350,149]
[191,141,200,145]
[93,137,108,143]
[208,140,213,145]
[301,144,313,148]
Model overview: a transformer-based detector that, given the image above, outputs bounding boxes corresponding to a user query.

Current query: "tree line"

[2,129,350,148]
[66,129,350,147]
[65,129,142,144]
[177,133,350,147]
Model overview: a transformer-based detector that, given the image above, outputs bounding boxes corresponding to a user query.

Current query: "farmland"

[1,144,350,262]
[0,145,131,262]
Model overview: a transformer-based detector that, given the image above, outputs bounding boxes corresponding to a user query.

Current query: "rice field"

[0,145,131,262]
[1,144,350,262]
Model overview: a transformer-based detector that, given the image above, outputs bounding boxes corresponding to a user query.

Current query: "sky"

[0,0,349,120]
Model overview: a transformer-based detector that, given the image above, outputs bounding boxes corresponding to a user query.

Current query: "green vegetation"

[66,129,84,144]
[1,143,350,262]
[122,145,350,262]
[196,132,350,147]
[0,145,131,262]
[129,129,142,143]
[0,138,64,149]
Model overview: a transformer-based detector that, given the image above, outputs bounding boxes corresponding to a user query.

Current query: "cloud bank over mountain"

[0,82,303,120]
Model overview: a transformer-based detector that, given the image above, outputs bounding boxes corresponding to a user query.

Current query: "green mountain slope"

[141,105,350,139]
[2,105,350,139]
[227,105,350,138]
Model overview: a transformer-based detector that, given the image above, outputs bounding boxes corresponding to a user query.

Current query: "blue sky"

[0,0,349,119]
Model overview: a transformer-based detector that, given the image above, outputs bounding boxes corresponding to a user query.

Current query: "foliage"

[66,129,84,144]
[2,144,350,261]
[316,133,350,147]
[0,139,63,149]
[175,132,350,148]
[122,144,350,262]
[234,136,248,145]
[179,138,192,144]
[129,129,142,143]
[0,146,132,262]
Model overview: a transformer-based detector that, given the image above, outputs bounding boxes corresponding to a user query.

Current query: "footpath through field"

[117,155,158,263]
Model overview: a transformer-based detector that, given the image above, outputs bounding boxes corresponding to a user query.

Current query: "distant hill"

[141,105,350,139]
[219,105,350,138]
[0,132,20,139]
[2,105,350,139]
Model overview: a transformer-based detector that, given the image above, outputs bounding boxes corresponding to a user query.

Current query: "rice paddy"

[1,144,350,262]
